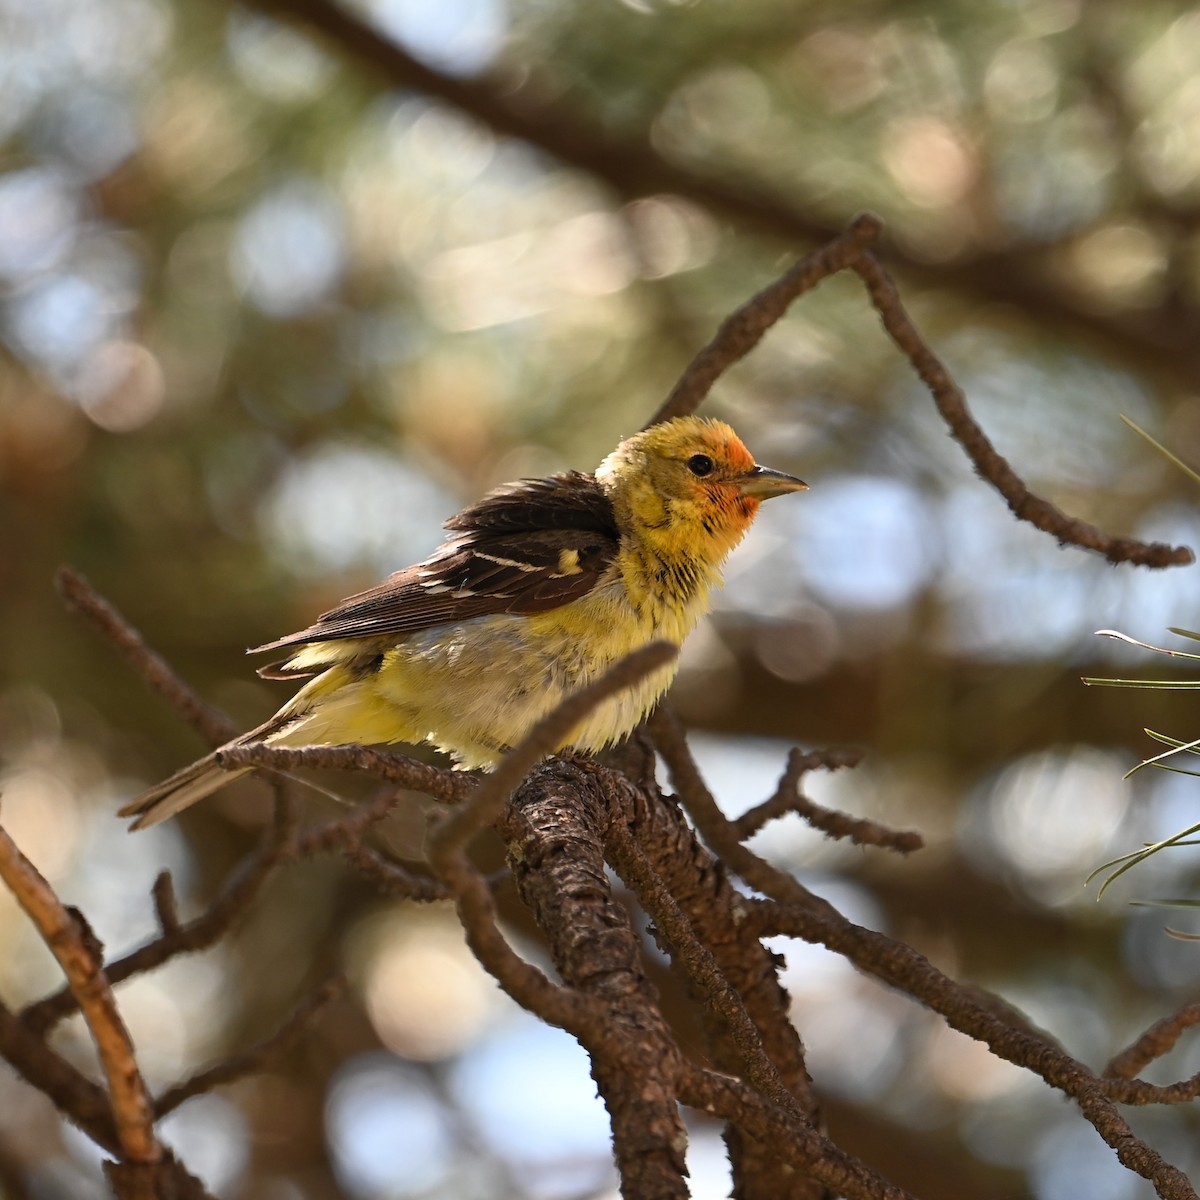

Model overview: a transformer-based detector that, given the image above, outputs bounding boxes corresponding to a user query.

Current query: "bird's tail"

[119,662,397,830]
[117,753,254,831]
[118,710,298,831]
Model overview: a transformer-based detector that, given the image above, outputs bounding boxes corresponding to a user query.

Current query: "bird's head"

[596,416,807,566]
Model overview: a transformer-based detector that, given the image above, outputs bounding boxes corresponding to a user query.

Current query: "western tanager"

[121,416,807,829]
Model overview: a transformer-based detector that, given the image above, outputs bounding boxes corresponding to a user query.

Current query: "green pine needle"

[1120,413,1200,485]
[1088,821,1200,899]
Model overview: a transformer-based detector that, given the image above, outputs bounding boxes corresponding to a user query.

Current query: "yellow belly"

[270,572,713,768]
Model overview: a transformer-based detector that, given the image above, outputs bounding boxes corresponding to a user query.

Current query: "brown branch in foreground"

[610,762,824,1199]
[426,642,681,1037]
[677,1064,916,1200]
[748,894,1200,1192]
[850,252,1193,569]
[649,707,1197,1200]
[603,813,811,1119]
[510,758,911,1200]
[732,747,922,853]
[0,818,160,1166]
[500,763,690,1200]
[0,998,118,1152]
[155,975,347,1118]
[647,213,882,425]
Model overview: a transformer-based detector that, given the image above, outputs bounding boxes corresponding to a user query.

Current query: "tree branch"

[650,707,1197,1200]
[647,213,882,424]
[594,756,824,1198]
[851,251,1192,569]
[155,975,347,1118]
[55,566,237,748]
[0,817,160,1166]
[639,219,1193,569]
[732,747,922,852]
[1106,1002,1200,1082]
[499,761,690,1199]
[215,743,473,806]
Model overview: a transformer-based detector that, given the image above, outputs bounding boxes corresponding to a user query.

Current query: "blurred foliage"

[5,0,1200,1197]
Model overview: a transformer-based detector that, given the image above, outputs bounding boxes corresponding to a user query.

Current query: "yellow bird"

[121,416,807,829]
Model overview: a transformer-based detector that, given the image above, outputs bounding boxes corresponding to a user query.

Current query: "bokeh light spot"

[232,181,345,317]
[0,168,80,280]
[327,1055,456,1198]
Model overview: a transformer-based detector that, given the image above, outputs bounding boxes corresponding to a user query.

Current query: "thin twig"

[1100,1072,1200,1106]
[55,566,237,747]
[215,743,473,806]
[733,747,922,852]
[0,817,160,1165]
[155,975,347,1117]
[647,213,882,425]
[151,871,180,935]
[645,222,1192,569]
[341,844,452,900]
[850,252,1193,569]
[1106,1003,1200,1083]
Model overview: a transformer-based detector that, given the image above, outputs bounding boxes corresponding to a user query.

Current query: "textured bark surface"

[503,757,828,1200]
[611,766,826,1200]
[501,762,689,1200]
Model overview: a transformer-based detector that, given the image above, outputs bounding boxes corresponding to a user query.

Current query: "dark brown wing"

[251,472,619,658]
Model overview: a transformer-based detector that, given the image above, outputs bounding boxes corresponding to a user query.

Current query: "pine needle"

[1120,413,1200,485]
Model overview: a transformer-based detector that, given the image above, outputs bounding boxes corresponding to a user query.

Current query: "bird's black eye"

[687,453,715,477]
